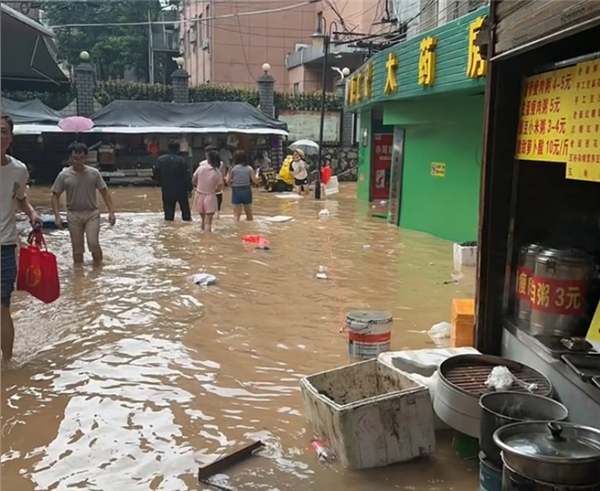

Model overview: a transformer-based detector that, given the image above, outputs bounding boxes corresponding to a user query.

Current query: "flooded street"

[1,183,477,491]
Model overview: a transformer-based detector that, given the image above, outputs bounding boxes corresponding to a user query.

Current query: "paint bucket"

[479,452,502,491]
[345,310,393,358]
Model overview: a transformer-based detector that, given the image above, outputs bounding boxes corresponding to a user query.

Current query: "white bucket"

[345,310,393,358]
[324,176,339,196]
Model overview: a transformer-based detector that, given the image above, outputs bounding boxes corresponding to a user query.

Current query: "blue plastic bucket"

[479,452,502,491]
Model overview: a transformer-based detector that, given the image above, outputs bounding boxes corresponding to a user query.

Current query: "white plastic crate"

[301,359,435,470]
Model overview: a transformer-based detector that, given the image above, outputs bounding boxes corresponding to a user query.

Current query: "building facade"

[179,0,317,90]
[347,6,488,242]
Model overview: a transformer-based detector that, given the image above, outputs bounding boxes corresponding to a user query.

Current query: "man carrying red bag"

[1,115,43,361]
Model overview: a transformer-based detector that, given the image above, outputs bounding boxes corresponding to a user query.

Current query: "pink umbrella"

[58,116,95,133]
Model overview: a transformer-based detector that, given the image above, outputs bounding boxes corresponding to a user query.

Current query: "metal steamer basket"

[529,248,594,337]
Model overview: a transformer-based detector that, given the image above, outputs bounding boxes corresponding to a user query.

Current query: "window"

[316,10,323,31]
[197,13,203,40]
[293,83,300,93]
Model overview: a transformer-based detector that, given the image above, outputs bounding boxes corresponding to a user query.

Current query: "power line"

[47,0,317,28]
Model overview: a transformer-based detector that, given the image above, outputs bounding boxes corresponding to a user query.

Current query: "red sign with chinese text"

[371,133,393,201]
[530,276,587,316]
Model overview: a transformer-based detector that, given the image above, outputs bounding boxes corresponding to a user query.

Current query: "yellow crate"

[451,299,475,348]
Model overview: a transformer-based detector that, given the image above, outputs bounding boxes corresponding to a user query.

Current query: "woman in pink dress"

[192,150,224,232]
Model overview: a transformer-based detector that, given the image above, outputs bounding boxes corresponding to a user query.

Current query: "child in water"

[192,150,223,232]
[290,149,309,195]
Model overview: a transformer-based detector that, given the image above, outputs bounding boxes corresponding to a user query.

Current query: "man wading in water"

[52,142,116,264]
[1,115,43,361]
[153,138,193,221]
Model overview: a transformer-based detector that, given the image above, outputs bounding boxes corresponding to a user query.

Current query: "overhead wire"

[233,0,256,81]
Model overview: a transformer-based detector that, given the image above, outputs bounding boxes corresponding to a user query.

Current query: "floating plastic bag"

[318,209,330,217]
[189,273,217,286]
[16,229,60,304]
[428,322,452,340]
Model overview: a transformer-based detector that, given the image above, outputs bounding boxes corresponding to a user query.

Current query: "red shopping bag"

[16,228,60,304]
[321,166,332,185]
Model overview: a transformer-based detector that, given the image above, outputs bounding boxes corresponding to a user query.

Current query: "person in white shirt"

[200,144,225,218]
[219,144,232,172]
[0,115,43,361]
[290,149,309,195]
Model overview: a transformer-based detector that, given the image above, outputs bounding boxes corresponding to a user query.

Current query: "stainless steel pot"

[514,244,542,324]
[494,421,600,486]
[479,392,568,468]
[529,248,594,337]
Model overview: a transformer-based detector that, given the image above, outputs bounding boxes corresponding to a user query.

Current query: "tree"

[41,0,164,81]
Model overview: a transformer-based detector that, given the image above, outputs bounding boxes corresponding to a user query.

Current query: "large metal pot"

[514,244,543,324]
[479,392,568,468]
[494,421,600,486]
[529,248,594,337]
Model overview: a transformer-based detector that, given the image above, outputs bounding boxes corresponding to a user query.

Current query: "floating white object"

[301,359,436,470]
[318,209,330,217]
[428,321,452,340]
[188,273,217,286]
[275,193,303,200]
[316,273,328,280]
[324,176,339,196]
[264,215,294,223]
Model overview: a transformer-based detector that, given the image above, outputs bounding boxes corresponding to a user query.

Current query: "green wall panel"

[346,7,488,111]
[392,95,484,242]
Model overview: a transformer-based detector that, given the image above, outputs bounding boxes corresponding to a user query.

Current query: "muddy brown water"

[1,184,478,491]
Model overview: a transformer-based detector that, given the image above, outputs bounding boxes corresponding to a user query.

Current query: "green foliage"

[94,80,172,106]
[275,90,342,111]
[94,80,343,111]
[40,0,162,80]
[1,90,76,110]
[190,84,259,106]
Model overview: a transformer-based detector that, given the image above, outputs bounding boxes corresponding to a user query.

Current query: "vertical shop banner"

[371,133,393,200]
[516,59,600,183]
[515,66,574,163]
[565,60,600,183]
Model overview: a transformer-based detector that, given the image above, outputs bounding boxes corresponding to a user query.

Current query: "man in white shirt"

[1,115,43,361]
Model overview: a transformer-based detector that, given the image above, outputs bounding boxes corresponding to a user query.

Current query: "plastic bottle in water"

[310,439,330,462]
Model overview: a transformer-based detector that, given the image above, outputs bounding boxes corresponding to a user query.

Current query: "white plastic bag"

[188,273,217,286]
[428,322,452,340]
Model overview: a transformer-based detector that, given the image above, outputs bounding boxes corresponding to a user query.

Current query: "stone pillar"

[336,79,354,146]
[172,68,190,103]
[258,72,275,118]
[75,57,96,117]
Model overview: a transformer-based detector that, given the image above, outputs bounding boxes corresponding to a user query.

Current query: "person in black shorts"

[290,149,309,195]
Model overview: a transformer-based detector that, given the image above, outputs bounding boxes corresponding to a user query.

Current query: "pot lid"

[494,422,600,462]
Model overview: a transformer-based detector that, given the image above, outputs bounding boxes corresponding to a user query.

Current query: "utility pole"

[147,10,155,83]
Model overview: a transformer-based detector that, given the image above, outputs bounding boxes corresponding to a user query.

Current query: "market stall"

[476,0,600,428]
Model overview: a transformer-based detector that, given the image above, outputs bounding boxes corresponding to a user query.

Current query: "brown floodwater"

[1,183,478,491]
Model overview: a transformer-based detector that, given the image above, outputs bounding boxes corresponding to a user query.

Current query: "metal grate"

[444,364,552,396]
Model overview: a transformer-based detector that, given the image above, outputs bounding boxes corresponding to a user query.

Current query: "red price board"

[530,277,586,315]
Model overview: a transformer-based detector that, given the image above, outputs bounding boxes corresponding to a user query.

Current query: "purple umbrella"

[58,116,95,133]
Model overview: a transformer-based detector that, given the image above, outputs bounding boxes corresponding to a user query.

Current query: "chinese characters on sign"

[418,36,437,86]
[384,52,399,94]
[372,133,393,200]
[515,66,574,163]
[430,162,446,177]
[346,63,373,106]
[466,17,487,79]
[530,277,586,316]
[565,60,600,183]
[515,267,534,302]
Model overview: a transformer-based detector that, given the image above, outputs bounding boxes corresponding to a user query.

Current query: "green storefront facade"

[347,7,488,242]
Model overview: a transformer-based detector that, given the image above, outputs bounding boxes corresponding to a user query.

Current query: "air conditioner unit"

[201,39,210,51]
[295,43,310,52]
[189,30,196,44]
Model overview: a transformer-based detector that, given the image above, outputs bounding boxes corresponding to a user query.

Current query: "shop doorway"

[370,133,393,201]
[387,127,405,226]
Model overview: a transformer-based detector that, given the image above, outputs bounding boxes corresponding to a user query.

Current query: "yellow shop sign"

[467,16,487,79]
[384,52,399,94]
[418,36,437,87]
[346,63,373,106]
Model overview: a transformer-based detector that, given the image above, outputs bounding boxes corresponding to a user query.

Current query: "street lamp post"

[313,19,339,200]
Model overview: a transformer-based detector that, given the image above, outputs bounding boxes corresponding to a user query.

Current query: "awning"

[1,4,69,90]
[1,97,63,125]
[90,100,289,136]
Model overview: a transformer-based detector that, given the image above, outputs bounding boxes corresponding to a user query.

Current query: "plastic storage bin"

[301,359,435,469]
[451,298,475,348]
